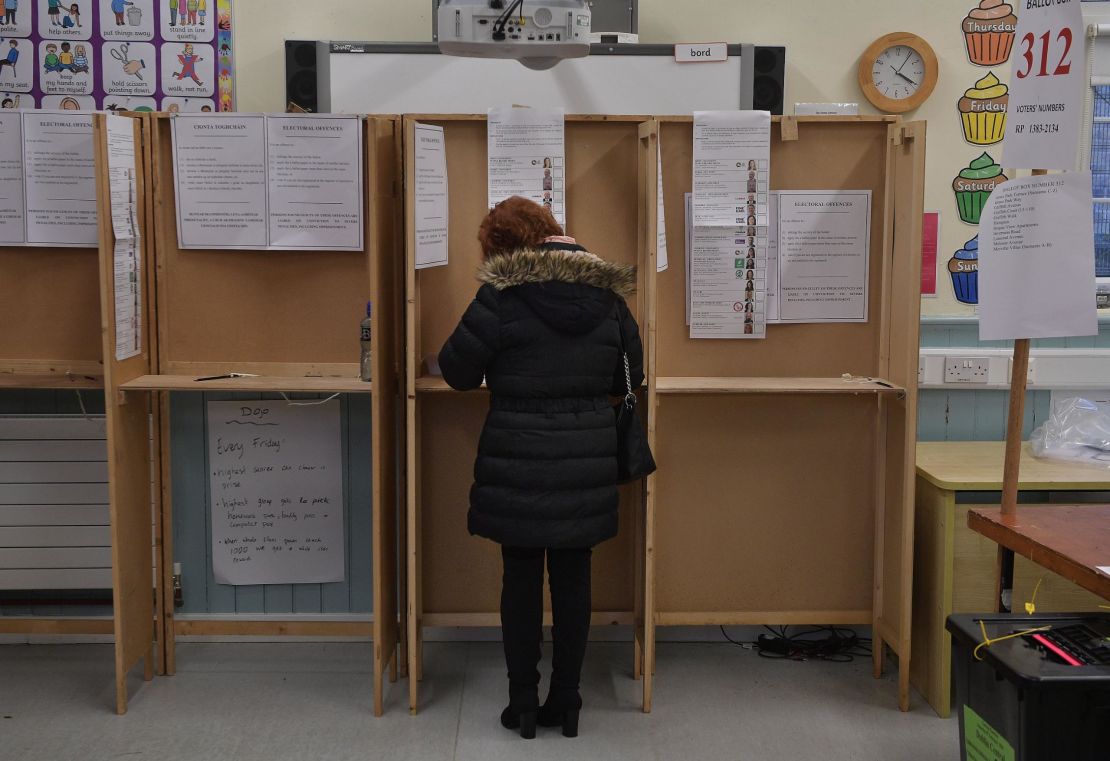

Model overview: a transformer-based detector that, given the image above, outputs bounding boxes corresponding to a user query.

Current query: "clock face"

[872,45,925,102]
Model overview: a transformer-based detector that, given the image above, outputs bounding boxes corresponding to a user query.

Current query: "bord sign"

[675,43,729,63]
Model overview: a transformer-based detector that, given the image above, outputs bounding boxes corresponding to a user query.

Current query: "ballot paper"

[106,115,142,361]
[692,110,770,227]
[414,123,449,269]
[657,143,668,272]
[488,107,566,225]
[771,191,872,323]
[0,113,25,245]
[978,172,1098,341]
[689,224,767,339]
[22,111,97,247]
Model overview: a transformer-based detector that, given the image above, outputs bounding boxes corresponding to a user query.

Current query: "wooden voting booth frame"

[91,113,166,713]
[642,116,925,713]
[0,118,134,644]
[404,115,655,713]
[103,113,405,716]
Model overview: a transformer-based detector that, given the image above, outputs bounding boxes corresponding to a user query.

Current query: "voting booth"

[97,113,405,715]
[641,115,926,712]
[403,114,654,713]
[0,113,130,644]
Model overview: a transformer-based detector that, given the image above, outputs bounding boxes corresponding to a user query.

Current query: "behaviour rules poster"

[0,0,234,112]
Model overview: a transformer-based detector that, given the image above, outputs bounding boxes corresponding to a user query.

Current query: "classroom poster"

[0,0,235,113]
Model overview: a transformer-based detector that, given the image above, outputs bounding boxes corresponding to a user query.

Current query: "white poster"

[657,142,668,272]
[488,106,565,224]
[173,113,364,251]
[22,110,96,246]
[102,41,157,97]
[689,224,766,339]
[1002,0,1085,171]
[265,114,363,251]
[414,122,449,269]
[979,172,1098,341]
[0,112,25,244]
[172,113,267,248]
[106,114,142,360]
[692,110,770,227]
[207,400,346,586]
[774,191,871,324]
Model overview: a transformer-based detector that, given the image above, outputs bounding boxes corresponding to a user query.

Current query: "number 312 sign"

[1002,0,1085,170]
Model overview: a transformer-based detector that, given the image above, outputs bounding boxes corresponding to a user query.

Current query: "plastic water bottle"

[359,301,372,382]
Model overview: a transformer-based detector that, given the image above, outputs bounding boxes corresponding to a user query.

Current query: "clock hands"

[895,50,914,74]
[889,65,919,87]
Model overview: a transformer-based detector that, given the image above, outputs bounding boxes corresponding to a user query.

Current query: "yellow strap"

[973,618,1052,661]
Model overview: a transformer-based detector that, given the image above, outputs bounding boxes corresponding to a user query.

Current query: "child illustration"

[0,40,18,78]
[59,95,80,109]
[186,0,197,25]
[173,43,202,85]
[42,43,60,72]
[110,0,132,25]
[167,0,176,25]
[1,95,19,108]
[197,0,205,25]
[176,0,185,25]
[3,0,18,25]
[200,102,211,111]
[47,0,61,25]
[71,43,88,73]
[61,1,80,28]
[57,41,74,71]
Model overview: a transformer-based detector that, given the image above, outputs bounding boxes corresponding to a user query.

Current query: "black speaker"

[752,46,786,115]
[285,39,321,113]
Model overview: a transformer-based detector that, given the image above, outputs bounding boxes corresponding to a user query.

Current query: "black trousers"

[500,546,592,704]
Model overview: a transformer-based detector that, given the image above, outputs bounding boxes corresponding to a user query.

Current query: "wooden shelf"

[654,376,905,395]
[414,376,484,393]
[120,374,374,393]
[0,373,102,389]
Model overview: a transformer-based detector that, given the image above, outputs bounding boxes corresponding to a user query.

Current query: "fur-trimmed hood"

[477,247,636,298]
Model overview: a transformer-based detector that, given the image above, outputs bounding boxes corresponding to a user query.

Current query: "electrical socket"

[944,356,991,384]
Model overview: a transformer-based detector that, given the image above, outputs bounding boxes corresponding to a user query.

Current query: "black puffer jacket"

[438,242,643,549]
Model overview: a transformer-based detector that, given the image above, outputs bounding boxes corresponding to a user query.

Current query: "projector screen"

[321,43,754,115]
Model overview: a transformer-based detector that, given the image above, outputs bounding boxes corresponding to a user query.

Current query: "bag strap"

[615,299,635,404]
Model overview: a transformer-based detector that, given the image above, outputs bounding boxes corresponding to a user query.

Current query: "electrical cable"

[718,624,874,663]
[492,0,524,40]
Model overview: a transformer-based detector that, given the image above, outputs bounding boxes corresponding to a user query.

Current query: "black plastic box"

[947,613,1110,761]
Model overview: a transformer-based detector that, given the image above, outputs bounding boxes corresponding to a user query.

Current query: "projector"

[437,0,591,70]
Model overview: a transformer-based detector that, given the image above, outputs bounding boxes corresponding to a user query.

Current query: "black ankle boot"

[538,689,582,737]
[500,686,539,739]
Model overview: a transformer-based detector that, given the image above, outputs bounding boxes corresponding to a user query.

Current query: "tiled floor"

[0,641,957,761]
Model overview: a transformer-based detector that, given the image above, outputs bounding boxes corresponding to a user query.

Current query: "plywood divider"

[94,113,157,714]
[404,115,652,713]
[642,116,923,713]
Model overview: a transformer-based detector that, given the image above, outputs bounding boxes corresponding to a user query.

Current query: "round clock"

[857,32,939,114]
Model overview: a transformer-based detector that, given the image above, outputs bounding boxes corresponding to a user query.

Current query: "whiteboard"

[207,400,345,586]
[323,43,753,115]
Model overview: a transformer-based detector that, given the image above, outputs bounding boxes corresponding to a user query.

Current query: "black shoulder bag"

[614,303,657,484]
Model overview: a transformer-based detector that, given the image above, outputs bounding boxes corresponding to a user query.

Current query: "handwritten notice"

[207,400,345,586]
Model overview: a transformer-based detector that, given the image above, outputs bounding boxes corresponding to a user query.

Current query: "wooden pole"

[998,169,1047,522]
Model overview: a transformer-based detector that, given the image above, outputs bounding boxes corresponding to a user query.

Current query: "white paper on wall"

[414,122,449,269]
[488,106,566,225]
[207,400,346,586]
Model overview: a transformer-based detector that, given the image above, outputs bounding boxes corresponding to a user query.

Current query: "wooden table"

[912,442,1110,717]
[967,505,1110,602]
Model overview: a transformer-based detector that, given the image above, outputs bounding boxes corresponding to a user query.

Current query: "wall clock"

[858,32,939,114]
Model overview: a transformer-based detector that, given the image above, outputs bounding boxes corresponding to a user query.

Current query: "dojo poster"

[0,0,235,113]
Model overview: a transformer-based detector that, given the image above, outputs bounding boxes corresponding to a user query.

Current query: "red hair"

[478,196,563,259]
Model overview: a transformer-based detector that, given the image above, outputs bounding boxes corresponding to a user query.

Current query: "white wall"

[233,0,1032,315]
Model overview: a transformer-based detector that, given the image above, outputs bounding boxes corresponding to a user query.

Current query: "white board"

[324,43,752,115]
[206,400,345,586]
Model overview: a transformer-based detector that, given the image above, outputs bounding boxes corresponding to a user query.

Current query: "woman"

[439,197,643,740]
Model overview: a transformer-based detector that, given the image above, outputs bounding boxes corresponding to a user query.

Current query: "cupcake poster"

[963,0,1016,67]
[952,152,1006,225]
[959,71,1008,146]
